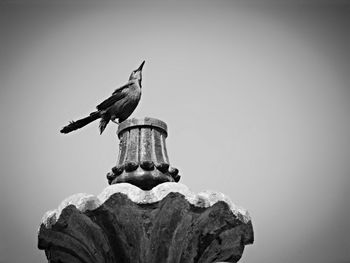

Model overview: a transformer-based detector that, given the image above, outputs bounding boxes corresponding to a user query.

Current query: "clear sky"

[1,1,349,262]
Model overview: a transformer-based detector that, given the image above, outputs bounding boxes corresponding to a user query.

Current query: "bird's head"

[129,61,145,86]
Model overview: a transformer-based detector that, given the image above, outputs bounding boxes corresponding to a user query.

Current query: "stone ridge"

[41,182,251,229]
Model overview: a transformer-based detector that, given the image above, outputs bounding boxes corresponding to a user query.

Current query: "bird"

[60,60,145,134]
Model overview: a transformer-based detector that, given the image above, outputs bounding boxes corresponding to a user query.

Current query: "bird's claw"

[112,120,119,124]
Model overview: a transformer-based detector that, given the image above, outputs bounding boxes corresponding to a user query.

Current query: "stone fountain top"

[107,117,179,190]
[41,182,252,229]
[38,117,254,263]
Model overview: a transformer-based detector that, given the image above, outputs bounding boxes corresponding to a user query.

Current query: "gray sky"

[1,1,349,262]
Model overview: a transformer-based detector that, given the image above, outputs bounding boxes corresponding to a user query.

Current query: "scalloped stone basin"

[38,183,254,263]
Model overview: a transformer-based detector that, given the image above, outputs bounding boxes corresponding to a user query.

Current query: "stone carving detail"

[38,183,253,263]
[39,117,254,262]
[107,117,180,190]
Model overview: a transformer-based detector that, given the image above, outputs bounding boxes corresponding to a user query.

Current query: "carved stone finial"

[107,117,180,190]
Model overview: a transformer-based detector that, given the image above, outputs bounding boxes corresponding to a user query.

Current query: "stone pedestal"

[107,117,180,190]
[38,117,254,262]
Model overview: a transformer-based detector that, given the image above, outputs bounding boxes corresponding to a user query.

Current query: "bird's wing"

[96,82,130,111]
[111,81,131,95]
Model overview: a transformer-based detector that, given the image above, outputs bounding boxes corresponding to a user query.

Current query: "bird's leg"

[112,119,119,124]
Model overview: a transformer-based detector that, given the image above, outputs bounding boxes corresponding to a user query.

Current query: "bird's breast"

[127,87,141,101]
[109,85,141,121]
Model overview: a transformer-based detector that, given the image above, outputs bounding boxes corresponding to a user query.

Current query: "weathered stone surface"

[107,117,180,189]
[38,183,253,263]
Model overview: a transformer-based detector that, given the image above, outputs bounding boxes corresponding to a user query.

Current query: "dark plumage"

[61,61,145,134]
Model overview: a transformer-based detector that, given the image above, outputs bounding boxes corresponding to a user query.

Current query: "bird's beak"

[136,60,145,71]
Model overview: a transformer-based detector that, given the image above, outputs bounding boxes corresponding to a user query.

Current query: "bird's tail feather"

[60,112,100,134]
[99,117,110,135]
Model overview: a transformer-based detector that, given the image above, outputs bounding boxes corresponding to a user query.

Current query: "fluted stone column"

[38,117,254,263]
[107,117,180,190]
